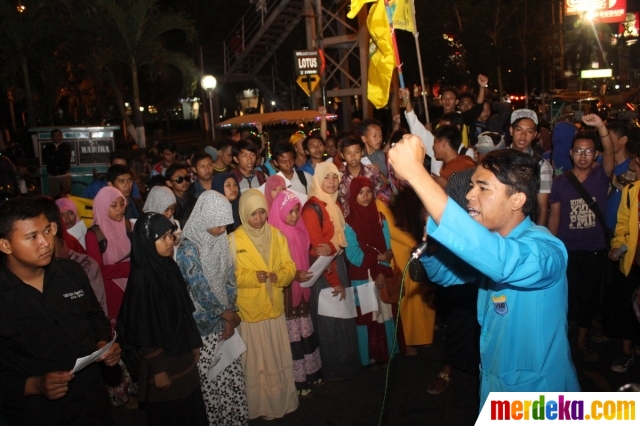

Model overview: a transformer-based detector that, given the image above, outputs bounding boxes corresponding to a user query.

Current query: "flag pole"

[410,0,430,124]
[383,0,405,89]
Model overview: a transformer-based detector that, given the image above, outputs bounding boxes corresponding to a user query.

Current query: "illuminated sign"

[580,69,613,78]
[566,0,626,23]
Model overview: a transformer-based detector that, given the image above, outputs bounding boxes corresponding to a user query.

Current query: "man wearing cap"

[388,134,579,410]
[509,109,553,226]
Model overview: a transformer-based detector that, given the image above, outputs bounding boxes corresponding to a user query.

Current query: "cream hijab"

[308,162,347,248]
[238,189,272,264]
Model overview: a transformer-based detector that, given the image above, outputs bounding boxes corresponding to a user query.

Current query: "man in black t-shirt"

[0,198,121,425]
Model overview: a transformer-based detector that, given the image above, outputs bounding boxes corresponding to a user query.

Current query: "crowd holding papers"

[318,281,381,319]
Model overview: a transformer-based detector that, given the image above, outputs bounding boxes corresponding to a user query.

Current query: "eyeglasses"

[171,175,192,184]
[571,148,596,156]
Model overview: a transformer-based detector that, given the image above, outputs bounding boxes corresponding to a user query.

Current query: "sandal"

[311,378,325,386]
[426,372,450,395]
[297,388,313,397]
[578,348,599,362]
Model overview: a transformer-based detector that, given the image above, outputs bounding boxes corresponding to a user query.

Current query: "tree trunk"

[104,65,138,144]
[131,66,146,148]
[497,66,504,102]
[523,73,529,109]
[20,58,37,128]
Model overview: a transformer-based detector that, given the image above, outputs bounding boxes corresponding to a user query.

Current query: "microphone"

[411,241,428,260]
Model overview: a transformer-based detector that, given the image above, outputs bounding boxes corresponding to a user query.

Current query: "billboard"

[619,11,639,36]
[566,0,627,23]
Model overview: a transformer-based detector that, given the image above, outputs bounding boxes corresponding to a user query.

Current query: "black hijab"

[118,213,201,357]
[213,172,241,233]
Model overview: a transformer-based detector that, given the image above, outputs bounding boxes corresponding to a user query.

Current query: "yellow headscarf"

[309,162,347,248]
[239,189,271,264]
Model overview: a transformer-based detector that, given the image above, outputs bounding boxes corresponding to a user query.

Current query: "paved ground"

[112,320,640,426]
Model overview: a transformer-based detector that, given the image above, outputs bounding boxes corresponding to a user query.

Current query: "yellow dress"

[376,199,436,346]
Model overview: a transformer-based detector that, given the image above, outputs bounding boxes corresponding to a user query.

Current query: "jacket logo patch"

[492,294,508,316]
[63,289,85,300]
[236,249,247,253]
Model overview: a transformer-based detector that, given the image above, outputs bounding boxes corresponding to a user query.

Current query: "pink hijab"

[55,198,78,225]
[93,187,131,266]
[268,190,310,306]
[265,175,287,212]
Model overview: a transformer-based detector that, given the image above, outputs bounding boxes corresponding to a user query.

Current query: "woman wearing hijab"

[264,175,287,211]
[344,176,399,368]
[300,162,360,381]
[268,190,322,396]
[229,189,298,420]
[143,186,181,250]
[176,190,248,425]
[56,197,88,249]
[118,213,207,426]
[143,186,178,222]
[86,186,131,326]
[85,186,135,407]
[213,172,241,233]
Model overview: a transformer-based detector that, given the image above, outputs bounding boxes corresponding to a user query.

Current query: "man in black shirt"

[0,198,120,425]
[41,129,72,197]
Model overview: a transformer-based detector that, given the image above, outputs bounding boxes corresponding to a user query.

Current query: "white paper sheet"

[207,329,247,381]
[318,287,357,318]
[356,281,379,315]
[360,157,372,166]
[300,252,338,288]
[72,333,118,373]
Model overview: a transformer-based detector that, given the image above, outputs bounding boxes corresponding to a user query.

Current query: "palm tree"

[76,0,198,148]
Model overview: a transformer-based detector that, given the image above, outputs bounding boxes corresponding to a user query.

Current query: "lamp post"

[200,75,217,141]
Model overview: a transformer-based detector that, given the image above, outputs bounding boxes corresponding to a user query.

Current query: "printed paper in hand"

[356,281,379,315]
[207,329,247,381]
[318,287,357,318]
[72,333,118,373]
[300,252,338,288]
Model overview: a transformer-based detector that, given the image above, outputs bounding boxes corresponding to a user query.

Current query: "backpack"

[89,223,132,260]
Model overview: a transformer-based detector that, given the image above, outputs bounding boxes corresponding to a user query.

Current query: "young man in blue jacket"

[389,135,580,411]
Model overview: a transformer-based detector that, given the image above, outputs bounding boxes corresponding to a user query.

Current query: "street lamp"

[201,75,217,141]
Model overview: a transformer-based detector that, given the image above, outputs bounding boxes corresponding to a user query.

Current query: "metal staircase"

[222,0,306,109]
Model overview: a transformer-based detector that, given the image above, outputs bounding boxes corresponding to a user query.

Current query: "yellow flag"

[347,0,375,19]
[367,0,395,109]
[348,0,413,108]
[391,0,415,33]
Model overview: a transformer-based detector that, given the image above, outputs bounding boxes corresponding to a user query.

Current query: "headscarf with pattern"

[143,186,177,221]
[182,190,234,308]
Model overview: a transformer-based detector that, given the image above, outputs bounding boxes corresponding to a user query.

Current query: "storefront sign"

[566,0,626,23]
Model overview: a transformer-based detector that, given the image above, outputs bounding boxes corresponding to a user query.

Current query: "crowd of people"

[1,72,640,425]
